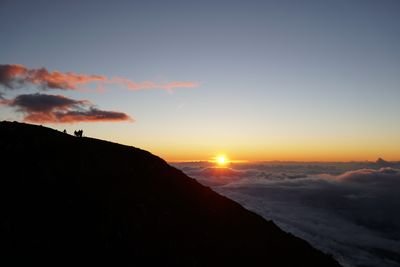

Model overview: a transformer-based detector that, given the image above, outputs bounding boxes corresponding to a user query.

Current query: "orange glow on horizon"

[215,155,229,166]
[162,149,400,163]
[99,132,400,163]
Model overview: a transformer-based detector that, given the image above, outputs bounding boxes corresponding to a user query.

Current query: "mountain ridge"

[0,121,341,266]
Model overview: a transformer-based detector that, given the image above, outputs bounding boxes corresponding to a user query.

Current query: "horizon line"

[168,159,400,164]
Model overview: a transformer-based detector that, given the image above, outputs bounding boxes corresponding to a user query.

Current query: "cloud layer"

[2,93,132,123]
[174,162,400,267]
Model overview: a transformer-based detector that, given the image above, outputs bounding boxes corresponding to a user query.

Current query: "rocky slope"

[0,121,341,266]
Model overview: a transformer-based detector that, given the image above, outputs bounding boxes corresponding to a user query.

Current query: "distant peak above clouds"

[376,157,390,165]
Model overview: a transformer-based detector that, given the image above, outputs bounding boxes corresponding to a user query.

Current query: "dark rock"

[0,121,341,266]
[376,157,392,167]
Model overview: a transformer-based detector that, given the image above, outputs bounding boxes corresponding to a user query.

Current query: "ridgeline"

[0,121,341,266]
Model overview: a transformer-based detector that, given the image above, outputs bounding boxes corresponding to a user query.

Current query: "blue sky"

[1,0,400,161]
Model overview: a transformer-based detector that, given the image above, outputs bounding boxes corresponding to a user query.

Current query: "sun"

[215,155,229,166]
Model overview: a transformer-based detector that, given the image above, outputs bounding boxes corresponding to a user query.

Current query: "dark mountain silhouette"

[375,157,392,167]
[0,121,341,266]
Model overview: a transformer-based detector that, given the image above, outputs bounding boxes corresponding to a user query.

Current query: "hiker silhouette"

[74,130,83,137]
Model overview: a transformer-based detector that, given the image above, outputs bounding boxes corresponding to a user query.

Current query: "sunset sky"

[1,0,399,161]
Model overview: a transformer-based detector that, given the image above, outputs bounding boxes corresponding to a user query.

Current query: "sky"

[1,0,400,161]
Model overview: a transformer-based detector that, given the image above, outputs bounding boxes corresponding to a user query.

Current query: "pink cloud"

[4,93,133,123]
[0,64,106,90]
[0,64,199,92]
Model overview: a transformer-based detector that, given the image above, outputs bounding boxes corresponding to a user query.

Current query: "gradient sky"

[1,0,400,161]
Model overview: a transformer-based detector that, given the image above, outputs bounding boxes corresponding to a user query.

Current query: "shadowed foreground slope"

[0,121,341,266]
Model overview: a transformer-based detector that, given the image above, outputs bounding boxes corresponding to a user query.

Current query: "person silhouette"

[74,130,83,137]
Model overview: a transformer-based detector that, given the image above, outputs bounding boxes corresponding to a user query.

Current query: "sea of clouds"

[173,161,400,267]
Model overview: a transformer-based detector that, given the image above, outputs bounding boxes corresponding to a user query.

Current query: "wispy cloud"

[112,77,198,91]
[2,93,132,123]
[0,64,106,90]
[0,64,199,91]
